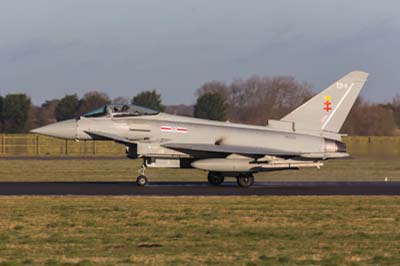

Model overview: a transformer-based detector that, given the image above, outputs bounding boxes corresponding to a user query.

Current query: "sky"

[0,0,399,105]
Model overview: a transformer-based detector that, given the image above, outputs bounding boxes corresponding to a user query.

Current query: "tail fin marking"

[281,71,369,133]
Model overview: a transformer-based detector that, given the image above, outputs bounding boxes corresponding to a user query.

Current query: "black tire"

[207,172,225,186]
[237,174,254,188]
[136,175,148,187]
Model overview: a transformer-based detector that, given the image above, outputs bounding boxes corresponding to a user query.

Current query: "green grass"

[0,197,399,265]
[1,158,400,265]
[0,156,399,182]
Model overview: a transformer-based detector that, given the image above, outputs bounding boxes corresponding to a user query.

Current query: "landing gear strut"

[237,173,254,188]
[208,172,225,186]
[136,164,149,187]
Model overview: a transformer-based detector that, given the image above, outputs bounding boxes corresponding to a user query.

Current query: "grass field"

[1,157,400,265]
[0,197,400,266]
[0,156,399,182]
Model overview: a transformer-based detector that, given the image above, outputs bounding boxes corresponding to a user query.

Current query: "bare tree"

[36,100,59,126]
[112,97,130,105]
[392,94,400,128]
[342,98,396,136]
[196,81,229,98]
[197,75,313,125]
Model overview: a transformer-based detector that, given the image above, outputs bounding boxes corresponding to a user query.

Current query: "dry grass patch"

[0,156,400,182]
[0,196,399,265]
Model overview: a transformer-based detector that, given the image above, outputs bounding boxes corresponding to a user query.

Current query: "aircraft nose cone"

[31,119,77,139]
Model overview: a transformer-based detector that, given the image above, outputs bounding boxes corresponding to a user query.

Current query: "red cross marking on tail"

[324,101,332,112]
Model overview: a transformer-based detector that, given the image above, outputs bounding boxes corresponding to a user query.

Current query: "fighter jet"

[31,71,368,187]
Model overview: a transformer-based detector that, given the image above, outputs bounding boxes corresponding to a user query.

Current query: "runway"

[0,181,399,196]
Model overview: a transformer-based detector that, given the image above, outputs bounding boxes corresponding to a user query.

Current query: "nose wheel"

[136,175,149,187]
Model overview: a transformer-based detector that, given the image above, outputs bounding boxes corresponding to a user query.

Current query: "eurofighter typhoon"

[32,71,368,187]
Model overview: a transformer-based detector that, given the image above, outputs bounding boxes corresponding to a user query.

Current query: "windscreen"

[83,106,108,118]
[83,104,159,118]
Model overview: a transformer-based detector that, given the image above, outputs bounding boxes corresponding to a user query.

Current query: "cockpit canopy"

[83,104,160,118]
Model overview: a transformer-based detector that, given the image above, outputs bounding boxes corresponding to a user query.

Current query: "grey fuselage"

[76,113,339,158]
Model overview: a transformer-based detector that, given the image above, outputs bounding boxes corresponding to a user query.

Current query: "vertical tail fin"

[281,71,369,133]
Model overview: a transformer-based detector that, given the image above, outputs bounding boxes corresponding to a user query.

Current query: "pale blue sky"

[0,0,399,105]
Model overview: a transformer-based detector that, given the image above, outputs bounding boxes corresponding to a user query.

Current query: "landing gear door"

[137,143,187,158]
[126,144,138,159]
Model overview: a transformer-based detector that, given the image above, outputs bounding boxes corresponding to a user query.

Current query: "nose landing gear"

[136,164,149,187]
[136,175,149,186]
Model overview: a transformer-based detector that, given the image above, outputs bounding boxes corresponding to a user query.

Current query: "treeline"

[0,75,399,135]
[194,76,400,136]
[0,90,164,133]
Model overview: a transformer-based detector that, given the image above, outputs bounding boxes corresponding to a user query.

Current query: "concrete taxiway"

[0,181,399,196]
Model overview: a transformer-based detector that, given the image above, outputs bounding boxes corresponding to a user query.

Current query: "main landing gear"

[207,172,225,186]
[136,164,149,187]
[236,173,254,188]
[207,172,255,188]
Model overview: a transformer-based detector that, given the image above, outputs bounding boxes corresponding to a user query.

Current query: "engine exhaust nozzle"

[324,139,346,153]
